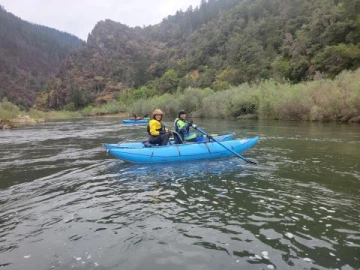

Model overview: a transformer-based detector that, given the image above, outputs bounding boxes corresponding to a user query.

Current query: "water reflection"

[104,158,250,182]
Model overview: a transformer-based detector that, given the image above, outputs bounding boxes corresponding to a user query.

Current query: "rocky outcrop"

[42,20,166,109]
[0,115,42,129]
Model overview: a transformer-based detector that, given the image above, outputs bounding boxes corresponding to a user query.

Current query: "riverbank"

[94,112,128,118]
[1,69,359,128]
[0,112,129,130]
[1,107,359,130]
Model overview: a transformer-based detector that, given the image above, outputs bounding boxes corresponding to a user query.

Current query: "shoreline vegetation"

[1,69,359,129]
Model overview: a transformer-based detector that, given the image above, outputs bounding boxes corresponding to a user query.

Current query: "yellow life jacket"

[147,119,165,136]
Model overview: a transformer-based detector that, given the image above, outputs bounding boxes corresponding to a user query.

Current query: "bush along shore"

[1,69,359,129]
[129,69,360,122]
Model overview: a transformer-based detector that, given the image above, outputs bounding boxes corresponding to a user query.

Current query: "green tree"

[313,44,360,77]
[158,69,179,93]
[272,56,291,80]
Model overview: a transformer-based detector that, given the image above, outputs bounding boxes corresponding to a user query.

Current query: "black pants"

[149,133,170,146]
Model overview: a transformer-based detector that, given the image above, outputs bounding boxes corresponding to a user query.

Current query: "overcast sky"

[0,0,202,40]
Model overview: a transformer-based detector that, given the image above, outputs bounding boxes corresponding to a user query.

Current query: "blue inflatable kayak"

[103,135,258,163]
[122,119,149,124]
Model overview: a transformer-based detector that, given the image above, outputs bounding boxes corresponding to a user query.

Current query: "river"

[0,118,359,270]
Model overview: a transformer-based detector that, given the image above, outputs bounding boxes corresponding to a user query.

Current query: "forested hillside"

[0,6,84,108]
[10,0,360,110]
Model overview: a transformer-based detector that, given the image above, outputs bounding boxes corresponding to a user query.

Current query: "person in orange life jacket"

[147,109,170,146]
[174,110,198,142]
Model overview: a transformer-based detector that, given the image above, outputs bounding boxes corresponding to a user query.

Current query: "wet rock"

[0,119,17,129]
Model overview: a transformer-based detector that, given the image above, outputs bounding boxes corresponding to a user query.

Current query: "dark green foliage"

[313,44,360,77]
[133,52,151,88]
[153,0,360,86]
[158,69,179,93]
[67,85,90,109]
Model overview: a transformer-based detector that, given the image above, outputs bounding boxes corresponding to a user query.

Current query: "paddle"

[193,125,257,164]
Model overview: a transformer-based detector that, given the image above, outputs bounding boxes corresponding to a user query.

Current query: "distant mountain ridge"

[41,0,360,110]
[1,0,359,111]
[0,6,84,107]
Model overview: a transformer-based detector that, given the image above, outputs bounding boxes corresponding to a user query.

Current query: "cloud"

[0,0,201,40]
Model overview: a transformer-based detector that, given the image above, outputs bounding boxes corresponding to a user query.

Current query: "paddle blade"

[244,158,258,165]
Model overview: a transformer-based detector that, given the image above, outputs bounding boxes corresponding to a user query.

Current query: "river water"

[0,118,359,270]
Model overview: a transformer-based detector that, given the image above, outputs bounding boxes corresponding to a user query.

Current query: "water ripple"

[0,119,359,269]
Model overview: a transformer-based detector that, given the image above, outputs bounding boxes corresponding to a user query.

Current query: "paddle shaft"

[194,126,256,164]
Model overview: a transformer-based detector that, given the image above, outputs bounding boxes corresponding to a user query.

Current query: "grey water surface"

[0,118,359,270]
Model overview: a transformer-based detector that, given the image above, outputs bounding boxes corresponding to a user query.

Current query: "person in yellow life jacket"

[174,110,198,142]
[147,109,170,146]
